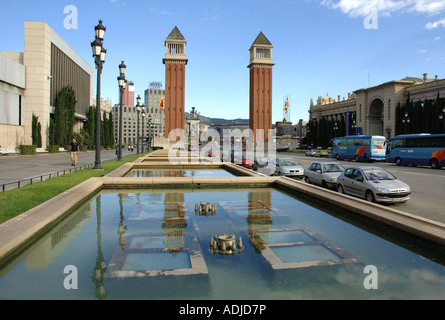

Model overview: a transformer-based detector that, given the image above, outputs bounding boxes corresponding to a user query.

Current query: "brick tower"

[163,26,188,138]
[248,32,274,141]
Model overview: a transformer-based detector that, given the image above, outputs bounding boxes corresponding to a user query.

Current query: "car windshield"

[363,168,396,181]
[322,164,344,173]
[280,159,300,166]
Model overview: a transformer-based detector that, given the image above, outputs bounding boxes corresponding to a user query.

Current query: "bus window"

[354,139,362,146]
[392,139,403,149]
[347,139,354,146]
[431,137,445,148]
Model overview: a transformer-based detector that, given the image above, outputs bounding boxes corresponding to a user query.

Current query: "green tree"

[31,114,42,147]
[54,85,76,147]
[48,118,55,146]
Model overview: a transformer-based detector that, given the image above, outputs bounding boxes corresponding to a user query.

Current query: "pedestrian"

[70,137,80,166]
[131,144,134,152]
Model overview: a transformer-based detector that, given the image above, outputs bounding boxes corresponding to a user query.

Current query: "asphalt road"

[278,152,445,224]
[0,149,134,191]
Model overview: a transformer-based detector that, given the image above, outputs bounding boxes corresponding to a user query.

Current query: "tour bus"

[385,133,445,169]
[330,135,386,162]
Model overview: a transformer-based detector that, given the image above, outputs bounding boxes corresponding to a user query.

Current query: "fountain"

[210,234,243,255]
[195,202,217,216]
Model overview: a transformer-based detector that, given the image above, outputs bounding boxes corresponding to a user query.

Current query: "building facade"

[248,32,274,141]
[144,86,165,138]
[163,26,187,138]
[0,21,93,149]
[308,74,445,144]
[122,81,134,107]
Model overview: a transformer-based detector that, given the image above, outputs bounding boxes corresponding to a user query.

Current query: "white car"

[274,158,304,179]
[304,162,345,189]
[336,166,411,204]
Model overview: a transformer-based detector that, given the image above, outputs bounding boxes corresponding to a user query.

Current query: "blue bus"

[330,135,386,162]
[385,133,445,169]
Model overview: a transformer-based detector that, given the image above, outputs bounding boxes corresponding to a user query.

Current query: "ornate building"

[308,74,445,144]
[248,32,274,141]
[163,26,187,139]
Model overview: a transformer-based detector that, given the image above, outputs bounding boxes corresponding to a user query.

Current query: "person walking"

[70,137,80,166]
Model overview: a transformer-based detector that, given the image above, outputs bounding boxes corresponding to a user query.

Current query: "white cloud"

[418,49,427,54]
[426,18,445,29]
[321,0,445,17]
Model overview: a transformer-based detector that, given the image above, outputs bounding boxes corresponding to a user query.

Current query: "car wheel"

[337,184,344,194]
[366,190,375,203]
[354,155,359,162]
[431,158,440,169]
[395,157,402,166]
[322,180,327,188]
[335,154,339,160]
[304,176,309,183]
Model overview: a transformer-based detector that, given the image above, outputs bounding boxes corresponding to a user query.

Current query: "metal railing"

[0,158,116,193]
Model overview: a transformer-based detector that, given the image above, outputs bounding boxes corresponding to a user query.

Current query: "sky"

[1,0,445,124]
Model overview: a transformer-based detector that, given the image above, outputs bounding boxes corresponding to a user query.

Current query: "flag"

[159,96,164,111]
[284,97,289,113]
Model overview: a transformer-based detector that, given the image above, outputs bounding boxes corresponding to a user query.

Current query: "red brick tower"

[163,26,188,138]
[248,32,274,141]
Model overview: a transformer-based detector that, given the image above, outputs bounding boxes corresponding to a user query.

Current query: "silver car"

[274,158,304,178]
[336,166,411,204]
[304,162,345,189]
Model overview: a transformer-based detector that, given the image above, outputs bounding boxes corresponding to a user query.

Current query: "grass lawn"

[0,152,146,224]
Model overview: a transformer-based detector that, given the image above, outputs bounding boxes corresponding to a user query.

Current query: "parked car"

[274,158,304,178]
[253,157,275,176]
[242,153,254,168]
[231,149,243,165]
[305,149,316,157]
[336,166,411,204]
[304,162,345,189]
[313,150,329,157]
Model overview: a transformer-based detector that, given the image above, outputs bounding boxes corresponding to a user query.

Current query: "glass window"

[344,168,354,178]
[347,139,354,146]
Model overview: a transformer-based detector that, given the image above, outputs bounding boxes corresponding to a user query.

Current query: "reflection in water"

[1,188,445,300]
[92,194,107,300]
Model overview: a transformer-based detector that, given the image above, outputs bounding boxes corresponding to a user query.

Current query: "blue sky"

[1,0,444,123]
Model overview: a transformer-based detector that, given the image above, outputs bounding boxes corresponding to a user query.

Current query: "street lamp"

[147,115,153,153]
[117,61,126,161]
[439,106,445,134]
[333,121,339,138]
[91,20,106,170]
[135,95,143,154]
[141,109,145,153]
[402,111,410,134]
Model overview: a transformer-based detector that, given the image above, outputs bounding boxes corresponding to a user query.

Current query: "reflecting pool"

[1,187,445,300]
[126,169,236,178]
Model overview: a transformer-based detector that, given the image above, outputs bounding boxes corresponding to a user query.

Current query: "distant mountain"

[186,113,249,126]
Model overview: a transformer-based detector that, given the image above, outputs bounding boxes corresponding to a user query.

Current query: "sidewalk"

[0,149,135,191]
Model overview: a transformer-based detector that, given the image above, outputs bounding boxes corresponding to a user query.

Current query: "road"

[0,149,134,191]
[277,152,445,224]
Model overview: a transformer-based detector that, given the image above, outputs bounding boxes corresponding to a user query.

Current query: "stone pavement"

[0,149,135,191]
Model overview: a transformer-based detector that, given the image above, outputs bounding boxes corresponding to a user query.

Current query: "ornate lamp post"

[402,111,410,134]
[136,95,142,154]
[141,109,145,153]
[147,115,153,153]
[91,20,106,170]
[333,121,339,138]
[439,106,445,134]
[117,61,126,161]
